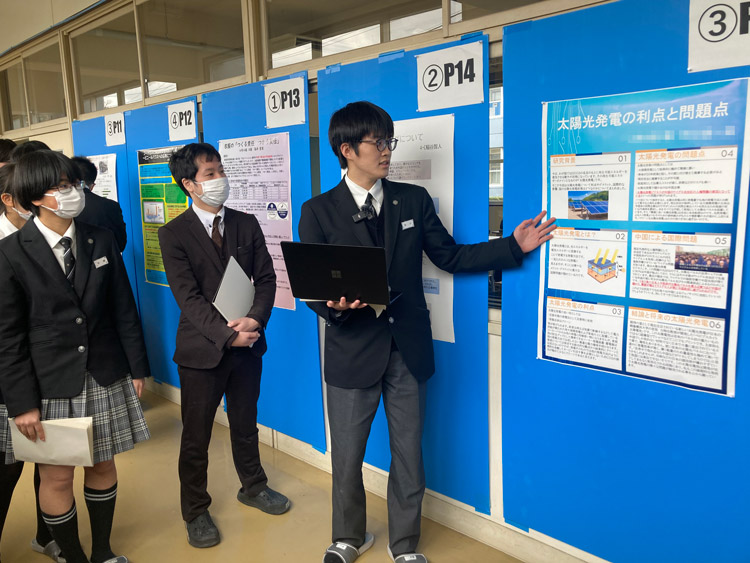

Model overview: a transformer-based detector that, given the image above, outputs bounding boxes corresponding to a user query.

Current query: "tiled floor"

[1,391,520,562]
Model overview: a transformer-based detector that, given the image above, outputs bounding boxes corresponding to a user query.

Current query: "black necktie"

[60,236,75,284]
[211,216,223,249]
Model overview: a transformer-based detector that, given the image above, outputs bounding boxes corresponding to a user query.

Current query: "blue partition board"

[123,97,199,388]
[318,36,491,512]
[202,73,325,451]
[71,117,139,306]
[502,1,750,561]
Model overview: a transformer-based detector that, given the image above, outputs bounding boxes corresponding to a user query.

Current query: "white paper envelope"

[9,417,94,467]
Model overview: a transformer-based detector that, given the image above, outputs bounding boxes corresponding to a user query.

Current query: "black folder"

[281,241,390,305]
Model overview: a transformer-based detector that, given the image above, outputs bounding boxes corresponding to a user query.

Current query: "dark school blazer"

[77,188,128,252]
[158,206,277,370]
[0,219,150,418]
[298,178,524,389]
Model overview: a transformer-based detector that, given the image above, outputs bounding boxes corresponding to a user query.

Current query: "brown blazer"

[158,206,277,370]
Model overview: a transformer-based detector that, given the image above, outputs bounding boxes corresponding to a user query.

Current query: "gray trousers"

[326,350,427,556]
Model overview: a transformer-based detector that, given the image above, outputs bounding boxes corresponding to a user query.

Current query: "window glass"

[0,62,28,130]
[138,0,245,96]
[452,0,546,23]
[73,11,142,113]
[322,25,380,57]
[268,0,442,69]
[26,43,66,124]
[488,74,503,309]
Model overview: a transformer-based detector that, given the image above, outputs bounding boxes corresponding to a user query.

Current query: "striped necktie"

[211,216,223,249]
[60,236,75,284]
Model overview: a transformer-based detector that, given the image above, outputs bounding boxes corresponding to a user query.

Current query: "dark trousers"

[326,350,427,556]
[178,350,267,522]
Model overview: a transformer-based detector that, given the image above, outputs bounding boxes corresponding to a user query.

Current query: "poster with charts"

[538,79,750,396]
[218,132,295,311]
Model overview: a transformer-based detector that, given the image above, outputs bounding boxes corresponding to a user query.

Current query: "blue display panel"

[71,117,139,306]
[503,1,750,561]
[202,73,326,451]
[317,36,493,512]
[123,97,199,387]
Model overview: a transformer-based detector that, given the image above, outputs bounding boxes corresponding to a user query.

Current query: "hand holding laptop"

[227,317,260,347]
[326,296,369,311]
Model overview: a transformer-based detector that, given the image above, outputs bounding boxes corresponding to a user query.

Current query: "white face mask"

[41,186,86,219]
[194,176,230,208]
[12,206,33,221]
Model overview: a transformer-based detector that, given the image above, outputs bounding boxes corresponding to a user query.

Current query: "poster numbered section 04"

[538,79,750,396]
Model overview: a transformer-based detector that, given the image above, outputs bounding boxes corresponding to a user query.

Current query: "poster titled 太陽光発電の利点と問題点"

[538,79,750,396]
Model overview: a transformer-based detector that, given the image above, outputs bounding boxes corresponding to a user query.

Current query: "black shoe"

[185,511,220,548]
[237,487,291,515]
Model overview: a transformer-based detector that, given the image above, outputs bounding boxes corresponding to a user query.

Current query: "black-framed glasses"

[359,137,398,152]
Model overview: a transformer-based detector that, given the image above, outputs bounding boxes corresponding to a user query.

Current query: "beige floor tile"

[1,391,518,563]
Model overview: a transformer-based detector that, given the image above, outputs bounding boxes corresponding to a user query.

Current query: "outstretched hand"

[513,210,556,253]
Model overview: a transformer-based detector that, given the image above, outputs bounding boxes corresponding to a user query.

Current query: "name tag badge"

[94,257,109,269]
[401,219,415,230]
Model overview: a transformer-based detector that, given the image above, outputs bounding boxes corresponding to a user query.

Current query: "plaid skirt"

[0,373,150,465]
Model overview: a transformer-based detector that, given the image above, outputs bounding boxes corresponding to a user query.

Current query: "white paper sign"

[85,153,118,202]
[264,77,306,129]
[167,100,197,142]
[219,132,295,310]
[104,112,125,146]
[389,114,456,342]
[416,41,484,112]
[689,1,750,72]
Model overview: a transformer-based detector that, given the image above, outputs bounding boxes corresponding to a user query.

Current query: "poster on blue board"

[538,79,750,396]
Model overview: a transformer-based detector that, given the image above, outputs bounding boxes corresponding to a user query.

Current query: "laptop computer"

[281,241,390,305]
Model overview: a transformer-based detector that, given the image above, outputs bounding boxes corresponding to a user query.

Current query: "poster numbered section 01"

[538,79,750,396]
[137,146,188,285]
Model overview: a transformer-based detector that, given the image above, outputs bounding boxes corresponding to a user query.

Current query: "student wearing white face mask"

[158,143,288,549]
[0,150,151,563]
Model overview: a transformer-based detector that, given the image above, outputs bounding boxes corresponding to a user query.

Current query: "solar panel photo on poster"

[582,201,608,215]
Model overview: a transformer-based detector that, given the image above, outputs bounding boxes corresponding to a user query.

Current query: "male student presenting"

[159,143,290,549]
[299,101,556,563]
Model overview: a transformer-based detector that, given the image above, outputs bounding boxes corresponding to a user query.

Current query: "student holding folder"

[0,150,151,563]
[159,143,289,549]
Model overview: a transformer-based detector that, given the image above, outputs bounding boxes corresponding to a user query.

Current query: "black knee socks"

[42,503,89,563]
[84,483,118,563]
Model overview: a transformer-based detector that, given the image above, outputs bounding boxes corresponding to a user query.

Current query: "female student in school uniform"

[0,163,65,563]
[0,150,151,563]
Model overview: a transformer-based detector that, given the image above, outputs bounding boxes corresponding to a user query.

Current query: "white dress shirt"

[33,217,76,273]
[0,212,18,240]
[192,204,226,238]
[345,175,383,216]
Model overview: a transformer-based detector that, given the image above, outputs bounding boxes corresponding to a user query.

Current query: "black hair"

[10,140,51,161]
[168,142,222,197]
[328,101,394,169]
[12,150,80,216]
[72,156,98,185]
[0,139,17,163]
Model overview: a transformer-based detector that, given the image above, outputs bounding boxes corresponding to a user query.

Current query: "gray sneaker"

[30,539,66,563]
[185,511,220,548]
[237,487,291,515]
